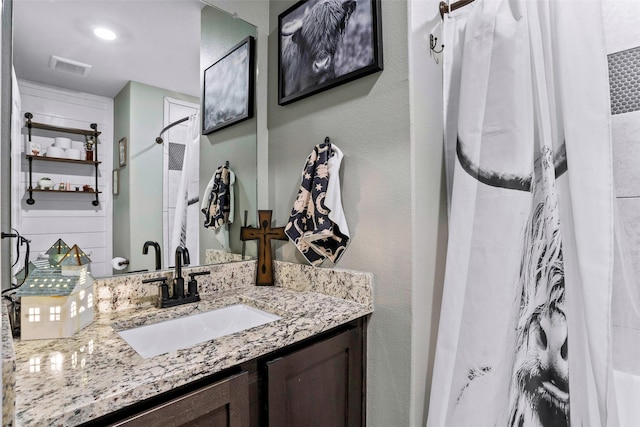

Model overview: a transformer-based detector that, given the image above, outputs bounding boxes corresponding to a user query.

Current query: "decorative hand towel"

[201,164,235,249]
[285,140,350,266]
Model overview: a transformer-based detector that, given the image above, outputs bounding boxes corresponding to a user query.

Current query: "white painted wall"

[13,80,113,277]
[113,81,197,273]
[602,0,640,54]
[268,1,447,425]
[199,6,258,258]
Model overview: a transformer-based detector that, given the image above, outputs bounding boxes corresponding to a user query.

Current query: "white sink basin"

[117,304,281,358]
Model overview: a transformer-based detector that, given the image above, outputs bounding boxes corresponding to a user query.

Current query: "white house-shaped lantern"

[58,244,92,276]
[14,261,39,283]
[46,238,71,265]
[16,260,94,340]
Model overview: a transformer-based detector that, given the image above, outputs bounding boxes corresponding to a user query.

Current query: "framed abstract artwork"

[202,36,255,134]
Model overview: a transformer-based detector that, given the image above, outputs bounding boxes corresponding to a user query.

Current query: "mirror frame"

[0,0,270,289]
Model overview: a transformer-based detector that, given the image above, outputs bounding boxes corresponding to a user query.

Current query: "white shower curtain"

[428,0,618,426]
[170,114,200,256]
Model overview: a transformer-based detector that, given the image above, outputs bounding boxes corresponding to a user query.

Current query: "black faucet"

[143,246,208,308]
[173,246,190,299]
[142,241,161,270]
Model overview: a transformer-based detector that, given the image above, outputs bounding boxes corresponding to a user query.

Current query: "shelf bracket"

[92,123,100,206]
[26,156,34,205]
[25,112,33,142]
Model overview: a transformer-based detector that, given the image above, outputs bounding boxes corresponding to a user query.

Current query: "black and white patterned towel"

[202,164,231,229]
[285,141,349,266]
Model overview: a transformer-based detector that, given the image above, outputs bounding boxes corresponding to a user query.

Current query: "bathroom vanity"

[3,260,373,426]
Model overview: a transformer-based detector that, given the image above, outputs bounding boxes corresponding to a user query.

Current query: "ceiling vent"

[48,55,92,77]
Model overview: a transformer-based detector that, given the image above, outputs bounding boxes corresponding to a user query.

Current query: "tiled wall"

[609,44,640,375]
[608,47,640,115]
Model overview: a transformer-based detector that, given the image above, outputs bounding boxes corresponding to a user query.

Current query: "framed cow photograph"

[278,0,383,106]
[203,36,255,134]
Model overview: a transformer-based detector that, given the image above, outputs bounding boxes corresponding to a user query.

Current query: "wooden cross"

[240,210,288,286]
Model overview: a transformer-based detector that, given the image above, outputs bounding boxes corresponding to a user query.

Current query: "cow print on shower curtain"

[456,139,570,427]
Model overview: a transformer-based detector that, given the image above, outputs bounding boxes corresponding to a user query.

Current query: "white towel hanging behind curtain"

[427,0,616,426]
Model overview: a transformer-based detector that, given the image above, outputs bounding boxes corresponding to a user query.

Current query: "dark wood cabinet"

[95,319,366,427]
[266,327,363,427]
[112,371,250,427]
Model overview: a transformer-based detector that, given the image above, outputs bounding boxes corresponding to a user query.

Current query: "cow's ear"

[343,0,357,16]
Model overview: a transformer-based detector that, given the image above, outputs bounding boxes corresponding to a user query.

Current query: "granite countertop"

[5,261,373,426]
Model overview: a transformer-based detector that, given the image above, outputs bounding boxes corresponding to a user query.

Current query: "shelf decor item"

[37,177,54,190]
[85,135,95,161]
[277,0,383,105]
[29,141,42,156]
[203,36,255,135]
[24,112,101,206]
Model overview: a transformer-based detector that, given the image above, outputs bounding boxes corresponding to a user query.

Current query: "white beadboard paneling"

[14,80,113,278]
[29,233,106,253]
[89,262,108,277]
[21,216,106,234]
[20,202,106,217]
[19,81,111,120]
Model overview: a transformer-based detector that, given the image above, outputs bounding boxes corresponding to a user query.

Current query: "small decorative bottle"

[85,136,95,161]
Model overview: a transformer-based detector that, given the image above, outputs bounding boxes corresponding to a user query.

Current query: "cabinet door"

[267,327,363,427]
[112,371,250,427]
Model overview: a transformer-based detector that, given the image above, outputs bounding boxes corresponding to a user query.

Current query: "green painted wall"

[267,1,446,425]
[200,6,258,260]
[113,81,198,273]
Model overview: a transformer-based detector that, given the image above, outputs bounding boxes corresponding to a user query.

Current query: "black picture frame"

[118,137,127,167]
[112,169,119,196]
[278,0,383,106]
[202,36,255,134]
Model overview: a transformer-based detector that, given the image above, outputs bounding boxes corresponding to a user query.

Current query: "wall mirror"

[9,0,259,280]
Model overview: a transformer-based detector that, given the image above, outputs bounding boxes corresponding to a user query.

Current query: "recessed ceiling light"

[93,27,117,41]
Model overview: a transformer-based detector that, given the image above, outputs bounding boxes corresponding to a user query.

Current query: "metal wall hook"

[430,34,444,54]
[430,34,444,64]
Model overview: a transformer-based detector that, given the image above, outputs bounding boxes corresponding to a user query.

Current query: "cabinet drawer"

[112,371,250,427]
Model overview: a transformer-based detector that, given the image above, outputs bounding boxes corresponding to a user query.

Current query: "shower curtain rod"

[155,116,190,144]
[439,0,475,18]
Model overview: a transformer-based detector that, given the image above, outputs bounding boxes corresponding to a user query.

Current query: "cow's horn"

[553,143,568,179]
[456,137,532,192]
[281,19,303,36]
[456,137,568,192]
